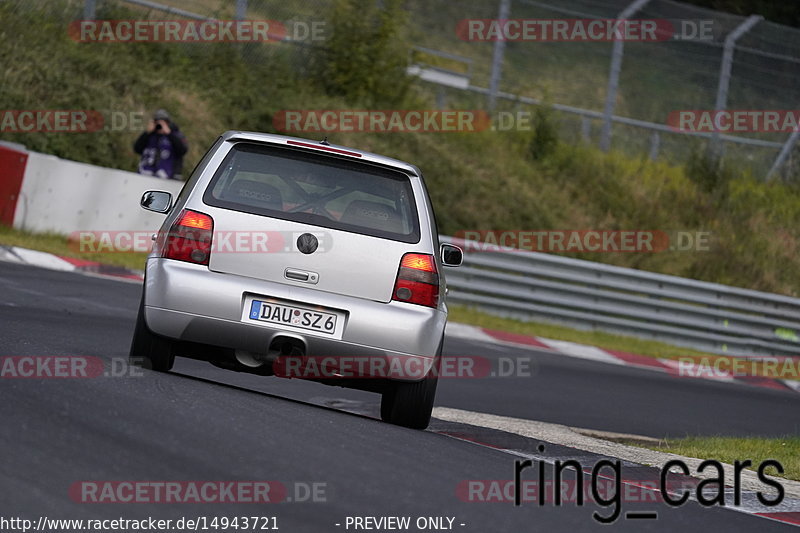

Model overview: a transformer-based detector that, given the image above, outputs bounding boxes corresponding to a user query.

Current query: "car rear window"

[203,142,421,243]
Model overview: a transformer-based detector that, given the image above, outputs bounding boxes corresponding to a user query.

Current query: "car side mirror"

[140,190,173,213]
[440,243,463,267]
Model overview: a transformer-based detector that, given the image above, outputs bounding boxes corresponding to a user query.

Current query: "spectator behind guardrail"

[133,109,188,180]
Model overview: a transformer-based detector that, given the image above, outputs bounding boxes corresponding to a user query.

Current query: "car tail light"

[392,253,439,308]
[161,209,214,265]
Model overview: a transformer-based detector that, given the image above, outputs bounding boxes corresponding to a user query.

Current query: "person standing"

[133,109,188,180]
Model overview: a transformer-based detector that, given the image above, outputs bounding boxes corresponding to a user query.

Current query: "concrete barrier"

[4,146,183,235]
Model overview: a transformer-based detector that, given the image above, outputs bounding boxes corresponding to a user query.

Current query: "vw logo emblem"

[296,233,319,254]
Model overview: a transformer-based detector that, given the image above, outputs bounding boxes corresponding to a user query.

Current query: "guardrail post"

[709,15,762,159]
[599,0,651,152]
[487,0,511,112]
[767,127,800,181]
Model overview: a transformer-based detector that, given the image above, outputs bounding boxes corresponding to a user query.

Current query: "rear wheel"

[380,388,396,421]
[380,341,442,429]
[380,373,438,429]
[129,296,175,372]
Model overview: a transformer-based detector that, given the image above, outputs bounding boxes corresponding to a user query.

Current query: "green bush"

[311,0,411,106]
[685,148,736,193]
[527,107,559,161]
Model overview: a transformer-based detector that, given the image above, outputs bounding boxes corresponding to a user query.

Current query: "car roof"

[221,131,421,178]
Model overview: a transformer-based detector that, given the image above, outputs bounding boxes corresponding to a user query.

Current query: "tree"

[313,0,411,106]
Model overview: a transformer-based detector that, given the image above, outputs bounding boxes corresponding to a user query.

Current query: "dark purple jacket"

[133,123,188,179]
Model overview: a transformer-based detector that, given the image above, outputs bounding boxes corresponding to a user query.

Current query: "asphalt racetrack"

[1,261,798,531]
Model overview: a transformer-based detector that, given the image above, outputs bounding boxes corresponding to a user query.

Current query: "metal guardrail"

[440,236,800,358]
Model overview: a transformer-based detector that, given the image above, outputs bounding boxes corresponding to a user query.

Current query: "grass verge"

[619,436,800,482]
[0,225,148,271]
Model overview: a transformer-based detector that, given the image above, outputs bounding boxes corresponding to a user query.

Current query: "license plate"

[248,299,337,335]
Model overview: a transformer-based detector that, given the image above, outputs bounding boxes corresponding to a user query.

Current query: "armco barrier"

[440,236,800,359]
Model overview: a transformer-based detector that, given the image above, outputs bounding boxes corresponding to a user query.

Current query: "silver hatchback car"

[131,131,462,429]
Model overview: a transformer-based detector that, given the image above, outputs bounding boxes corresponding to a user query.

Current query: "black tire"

[129,296,175,372]
[380,340,443,429]
[380,373,438,429]
[380,389,396,422]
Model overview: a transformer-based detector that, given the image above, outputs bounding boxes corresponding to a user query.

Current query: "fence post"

[487,0,511,112]
[709,15,762,158]
[767,128,800,181]
[581,116,591,143]
[436,87,446,110]
[599,0,651,152]
[649,131,660,160]
[84,0,96,19]
[235,0,247,20]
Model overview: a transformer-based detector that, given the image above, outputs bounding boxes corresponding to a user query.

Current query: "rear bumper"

[143,259,446,379]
